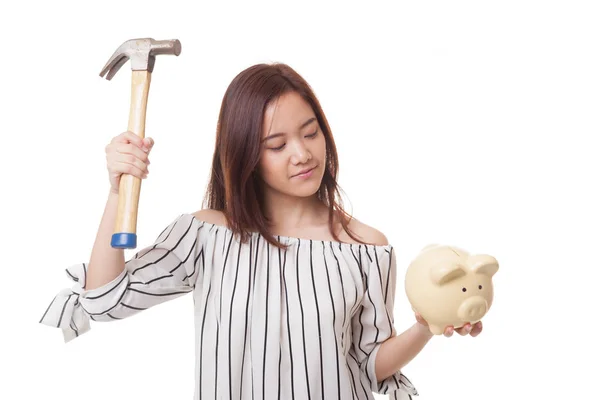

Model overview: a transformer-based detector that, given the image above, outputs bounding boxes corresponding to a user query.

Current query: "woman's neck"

[262,193,328,231]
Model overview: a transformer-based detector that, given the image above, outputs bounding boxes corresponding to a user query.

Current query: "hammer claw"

[99,54,128,80]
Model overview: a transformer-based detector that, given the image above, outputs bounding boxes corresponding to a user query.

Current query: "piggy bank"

[405,244,499,335]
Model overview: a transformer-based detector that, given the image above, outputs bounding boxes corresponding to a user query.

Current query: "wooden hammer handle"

[111,70,152,249]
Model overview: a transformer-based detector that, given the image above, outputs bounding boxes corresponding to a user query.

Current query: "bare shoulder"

[347,218,389,246]
[191,209,227,226]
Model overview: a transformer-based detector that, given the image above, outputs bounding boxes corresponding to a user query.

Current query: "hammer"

[99,38,182,249]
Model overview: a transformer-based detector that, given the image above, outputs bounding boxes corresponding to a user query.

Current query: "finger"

[470,321,483,337]
[444,326,454,337]
[113,131,140,146]
[116,131,146,151]
[116,143,150,164]
[124,131,144,145]
[116,153,149,175]
[143,137,154,151]
[106,151,149,177]
[113,161,148,179]
[414,313,428,327]
[456,323,471,336]
[110,133,147,158]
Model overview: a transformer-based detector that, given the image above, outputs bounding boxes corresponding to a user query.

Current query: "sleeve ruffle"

[39,214,203,343]
[367,342,419,397]
[39,262,128,342]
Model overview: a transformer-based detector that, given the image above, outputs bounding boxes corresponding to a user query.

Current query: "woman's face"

[257,91,327,199]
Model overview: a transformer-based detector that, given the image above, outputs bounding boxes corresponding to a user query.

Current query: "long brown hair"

[202,62,367,249]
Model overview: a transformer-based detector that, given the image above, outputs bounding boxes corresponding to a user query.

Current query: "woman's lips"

[292,166,315,179]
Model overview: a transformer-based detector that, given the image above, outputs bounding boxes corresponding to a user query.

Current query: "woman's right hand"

[105,131,154,195]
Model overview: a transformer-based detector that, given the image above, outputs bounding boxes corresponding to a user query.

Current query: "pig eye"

[462,287,467,292]
[478,285,483,289]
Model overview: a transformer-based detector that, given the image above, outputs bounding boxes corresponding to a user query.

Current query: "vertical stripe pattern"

[40,213,418,399]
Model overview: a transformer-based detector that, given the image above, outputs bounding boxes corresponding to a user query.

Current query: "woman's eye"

[269,130,316,151]
[270,143,285,151]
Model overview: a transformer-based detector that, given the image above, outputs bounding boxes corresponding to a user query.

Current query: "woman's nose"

[291,142,312,164]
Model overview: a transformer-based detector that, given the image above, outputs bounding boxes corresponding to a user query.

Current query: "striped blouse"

[40,213,418,400]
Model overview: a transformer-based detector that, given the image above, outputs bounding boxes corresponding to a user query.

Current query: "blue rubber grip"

[111,233,137,249]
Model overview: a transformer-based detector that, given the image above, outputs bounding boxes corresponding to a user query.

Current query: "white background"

[1,0,599,399]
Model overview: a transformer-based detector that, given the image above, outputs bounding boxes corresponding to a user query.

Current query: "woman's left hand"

[445,321,483,337]
[415,312,483,337]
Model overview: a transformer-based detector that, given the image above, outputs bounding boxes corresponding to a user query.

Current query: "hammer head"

[99,38,181,80]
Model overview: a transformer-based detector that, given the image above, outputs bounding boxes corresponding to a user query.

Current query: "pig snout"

[457,296,488,321]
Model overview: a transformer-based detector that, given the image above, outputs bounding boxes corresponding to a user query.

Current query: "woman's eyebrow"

[262,117,316,142]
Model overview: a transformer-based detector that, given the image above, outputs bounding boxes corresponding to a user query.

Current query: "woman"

[40,63,482,399]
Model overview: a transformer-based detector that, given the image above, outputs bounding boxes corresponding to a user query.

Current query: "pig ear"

[471,255,499,277]
[430,263,466,285]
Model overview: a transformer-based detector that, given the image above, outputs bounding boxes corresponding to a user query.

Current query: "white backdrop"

[1,1,598,399]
